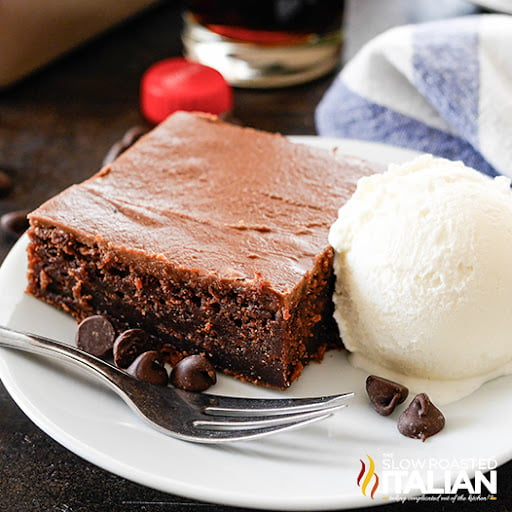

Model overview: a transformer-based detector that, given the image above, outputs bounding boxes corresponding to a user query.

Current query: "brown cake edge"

[26,221,341,389]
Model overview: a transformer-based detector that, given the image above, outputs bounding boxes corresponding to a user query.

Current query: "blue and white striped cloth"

[316,15,512,178]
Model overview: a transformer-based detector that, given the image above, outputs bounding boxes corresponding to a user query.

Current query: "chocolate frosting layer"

[29,112,377,292]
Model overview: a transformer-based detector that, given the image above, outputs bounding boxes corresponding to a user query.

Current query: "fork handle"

[0,325,134,392]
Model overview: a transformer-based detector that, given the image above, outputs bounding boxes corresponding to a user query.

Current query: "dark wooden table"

[1,1,510,511]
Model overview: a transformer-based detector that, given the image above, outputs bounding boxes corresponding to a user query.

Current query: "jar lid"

[140,58,233,124]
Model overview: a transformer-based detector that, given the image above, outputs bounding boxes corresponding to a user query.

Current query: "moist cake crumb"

[26,112,378,389]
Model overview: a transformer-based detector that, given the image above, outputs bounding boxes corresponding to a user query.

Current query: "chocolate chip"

[113,328,153,368]
[170,355,217,392]
[102,126,147,166]
[0,171,12,196]
[75,315,116,357]
[366,375,409,416]
[398,393,445,441]
[126,350,169,386]
[1,210,29,239]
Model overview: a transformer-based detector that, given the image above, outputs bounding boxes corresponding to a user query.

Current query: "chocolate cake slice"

[26,112,377,389]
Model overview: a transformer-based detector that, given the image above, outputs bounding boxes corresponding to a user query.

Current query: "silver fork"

[0,326,353,443]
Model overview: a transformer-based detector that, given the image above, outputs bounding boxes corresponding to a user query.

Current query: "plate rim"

[1,136,510,510]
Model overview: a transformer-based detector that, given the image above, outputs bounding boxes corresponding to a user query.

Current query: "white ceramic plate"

[465,0,512,13]
[0,138,510,510]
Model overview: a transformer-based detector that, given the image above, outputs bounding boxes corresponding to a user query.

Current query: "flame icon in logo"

[357,455,379,499]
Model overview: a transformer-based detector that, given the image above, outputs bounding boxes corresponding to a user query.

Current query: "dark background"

[1,1,510,511]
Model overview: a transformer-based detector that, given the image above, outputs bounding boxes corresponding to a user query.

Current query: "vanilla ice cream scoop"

[328,155,512,404]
